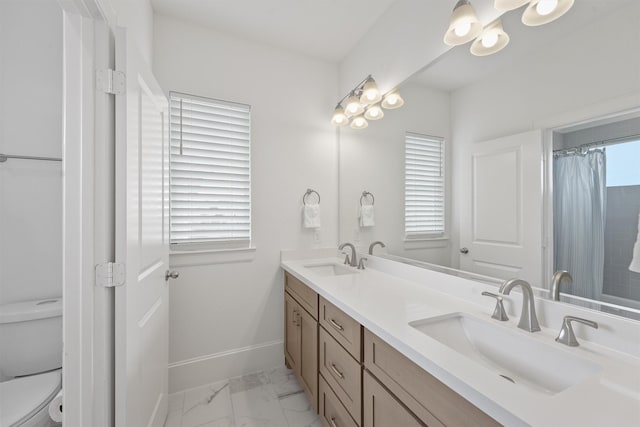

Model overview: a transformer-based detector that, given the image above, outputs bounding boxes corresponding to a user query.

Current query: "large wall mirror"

[338,0,640,319]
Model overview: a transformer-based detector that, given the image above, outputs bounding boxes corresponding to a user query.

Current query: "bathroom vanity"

[281,250,640,427]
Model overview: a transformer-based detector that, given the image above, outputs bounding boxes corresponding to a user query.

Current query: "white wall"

[449,1,640,269]
[339,82,451,265]
[0,0,63,304]
[153,14,339,392]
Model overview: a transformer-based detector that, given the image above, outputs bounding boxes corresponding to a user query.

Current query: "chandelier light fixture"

[521,0,575,26]
[444,0,574,56]
[470,19,510,56]
[331,75,404,129]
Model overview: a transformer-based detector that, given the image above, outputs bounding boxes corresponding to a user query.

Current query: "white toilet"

[0,298,62,427]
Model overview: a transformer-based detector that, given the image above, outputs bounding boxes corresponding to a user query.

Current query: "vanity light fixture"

[494,0,529,12]
[381,89,404,109]
[364,104,384,121]
[350,115,369,129]
[331,105,349,126]
[443,0,483,46]
[470,19,510,56]
[360,76,382,104]
[344,92,364,117]
[331,75,403,128]
[522,0,574,26]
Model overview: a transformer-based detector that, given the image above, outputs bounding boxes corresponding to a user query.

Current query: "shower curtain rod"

[553,133,640,153]
[0,153,62,163]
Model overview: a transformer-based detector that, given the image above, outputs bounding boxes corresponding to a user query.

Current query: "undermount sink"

[303,262,356,277]
[410,313,601,395]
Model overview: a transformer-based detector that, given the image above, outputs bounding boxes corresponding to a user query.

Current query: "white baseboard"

[168,340,284,393]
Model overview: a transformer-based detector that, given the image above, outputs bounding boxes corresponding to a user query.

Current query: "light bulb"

[344,93,364,117]
[331,105,349,126]
[350,115,368,129]
[364,104,384,121]
[454,21,471,37]
[536,0,558,15]
[381,91,404,109]
[481,31,499,48]
[359,77,382,105]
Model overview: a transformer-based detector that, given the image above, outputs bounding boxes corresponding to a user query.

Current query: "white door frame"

[60,0,116,425]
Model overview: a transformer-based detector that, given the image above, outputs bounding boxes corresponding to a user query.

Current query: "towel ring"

[303,188,320,205]
[360,191,375,206]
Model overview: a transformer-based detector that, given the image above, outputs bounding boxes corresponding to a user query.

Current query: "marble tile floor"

[164,366,322,427]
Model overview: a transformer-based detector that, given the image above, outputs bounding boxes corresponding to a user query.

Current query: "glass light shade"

[470,20,510,56]
[345,93,364,117]
[350,115,368,129]
[494,0,529,12]
[331,105,349,126]
[359,77,382,104]
[443,0,483,46]
[381,90,404,109]
[364,104,384,121]
[522,0,574,26]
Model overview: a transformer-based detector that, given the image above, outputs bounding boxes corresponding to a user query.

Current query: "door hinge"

[95,262,126,288]
[96,69,125,95]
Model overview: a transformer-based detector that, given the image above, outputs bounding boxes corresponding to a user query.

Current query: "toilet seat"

[0,370,61,426]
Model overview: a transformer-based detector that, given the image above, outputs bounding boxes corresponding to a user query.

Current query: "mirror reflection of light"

[536,0,558,16]
[482,32,499,48]
[455,21,471,37]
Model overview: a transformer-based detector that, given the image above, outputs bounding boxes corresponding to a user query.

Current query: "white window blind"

[169,92,251,249]
[405,132,445,237]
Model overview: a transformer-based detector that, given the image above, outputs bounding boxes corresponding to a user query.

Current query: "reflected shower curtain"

[553,150,606,299]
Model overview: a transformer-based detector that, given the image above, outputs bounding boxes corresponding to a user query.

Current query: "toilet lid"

[0,370,61,426]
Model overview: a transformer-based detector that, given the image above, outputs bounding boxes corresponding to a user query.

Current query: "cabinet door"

[284,292,300,371]
[363,371,426,427]
[299,306,318,412]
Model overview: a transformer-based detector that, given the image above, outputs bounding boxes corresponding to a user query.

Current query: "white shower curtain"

[554,149,606,299]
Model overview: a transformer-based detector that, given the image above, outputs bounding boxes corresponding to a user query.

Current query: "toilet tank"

[0,298,62,378]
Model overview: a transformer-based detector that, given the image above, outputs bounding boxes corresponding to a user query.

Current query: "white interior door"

[114,27,170,427]
[459,130,543,287]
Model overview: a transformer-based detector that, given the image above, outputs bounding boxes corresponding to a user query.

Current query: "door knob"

[460,247,469,254]
[165,270,179,281]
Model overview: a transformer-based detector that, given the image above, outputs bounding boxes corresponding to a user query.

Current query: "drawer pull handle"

[329,318,344,331]
[329,417,339,427]
[330,363,345,379]
[292,309,298,324]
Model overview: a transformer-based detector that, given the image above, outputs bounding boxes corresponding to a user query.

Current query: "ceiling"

[151,0,399,62]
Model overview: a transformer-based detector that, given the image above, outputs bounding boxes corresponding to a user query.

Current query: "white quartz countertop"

[281,253,640,427]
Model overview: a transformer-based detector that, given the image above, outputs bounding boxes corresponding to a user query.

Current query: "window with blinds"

[169,92,251,249]
[404,132,445,238]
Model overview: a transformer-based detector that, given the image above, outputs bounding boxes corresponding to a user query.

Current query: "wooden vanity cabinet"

[363,370,427,427]
[284,273,318,412]
[364,329,502,427]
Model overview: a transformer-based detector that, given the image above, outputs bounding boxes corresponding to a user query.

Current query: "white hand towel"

[303,203,321,228]
[629,212,640,273]
[359,205,375,227]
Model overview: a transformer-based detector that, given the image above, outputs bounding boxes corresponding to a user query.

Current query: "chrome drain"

[499,374,515,384]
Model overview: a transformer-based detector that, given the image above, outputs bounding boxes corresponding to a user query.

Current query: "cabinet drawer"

[364,329,501,427]
[363,370,425,427]
[319,376,359,427]
[319,297,361,360]
[285,272,318,319]
[319,327,361,425]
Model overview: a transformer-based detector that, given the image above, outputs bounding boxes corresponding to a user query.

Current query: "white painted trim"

[169,247,257,268]
[168,340,283,393]
[61,1,114,425]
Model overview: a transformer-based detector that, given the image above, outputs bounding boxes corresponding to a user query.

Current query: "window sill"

[169,246,256,268]
[403,236,449,250]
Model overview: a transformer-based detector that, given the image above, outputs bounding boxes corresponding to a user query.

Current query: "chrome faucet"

[550,270,572,301]
[499,279,541,332]
[338,242,358,267]
[368,241,386,255]
[555,316,598,347]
